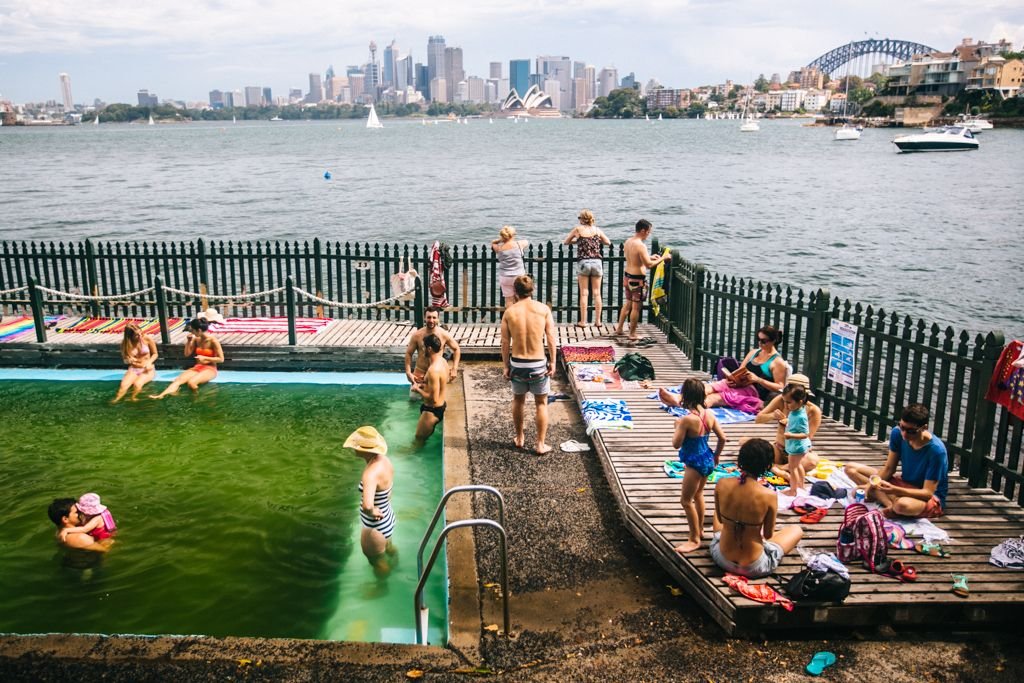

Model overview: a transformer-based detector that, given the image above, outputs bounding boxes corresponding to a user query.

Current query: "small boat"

[957,114,993,133]
[489,118,493,124]
[366,104,383,129]
[658,113,663,121]
[93,116,99,126]
[270,116,283,121]
[232,115,237,124]
[421,119,426,126]
[892,125,978,153]
[645,114,650,122]
[739,117,759,132]
[835,123,861,141]
[148,114,155,126]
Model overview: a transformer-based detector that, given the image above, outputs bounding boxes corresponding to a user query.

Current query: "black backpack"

[781,567,851,603]
[614,352,655,381]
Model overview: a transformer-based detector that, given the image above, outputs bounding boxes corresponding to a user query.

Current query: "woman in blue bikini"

[672,379,727,554]
[345,426,397,578]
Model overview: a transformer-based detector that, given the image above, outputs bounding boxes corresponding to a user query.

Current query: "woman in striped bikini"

[345,426,397,577]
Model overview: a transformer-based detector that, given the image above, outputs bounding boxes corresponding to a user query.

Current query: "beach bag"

[614,352,655,381]
[389,257,418,302]
[836,503,888,572]
[782,567,851,603]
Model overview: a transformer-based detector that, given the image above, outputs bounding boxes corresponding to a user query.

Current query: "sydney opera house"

[498,85,562,118]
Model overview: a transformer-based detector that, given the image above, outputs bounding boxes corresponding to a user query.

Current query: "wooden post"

[197,238,209,311]
[27,276,47,343]
[286,275,297,346]
[803,288,832,392]
[967,331,1005,488]
[313,238,325,319]
[84,239,100,317]
[414,274,424,328]
[154,275,170,345]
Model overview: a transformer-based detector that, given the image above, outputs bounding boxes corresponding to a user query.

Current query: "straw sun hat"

[788,373,814,396]
[344,426,388,456]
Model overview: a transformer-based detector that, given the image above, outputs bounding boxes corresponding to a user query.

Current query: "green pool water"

[0,376,447,644]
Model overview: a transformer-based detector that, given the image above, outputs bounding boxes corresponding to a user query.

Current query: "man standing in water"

[614,219,670,342]
[404,306,461,396]
[501,275,557,455]
[412,333,448,443]
[47,499,114,553]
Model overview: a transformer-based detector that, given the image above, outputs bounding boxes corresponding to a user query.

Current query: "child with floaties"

[59,492,118,543]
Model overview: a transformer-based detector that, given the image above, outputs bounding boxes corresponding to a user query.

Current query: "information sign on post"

[827,320,857,389]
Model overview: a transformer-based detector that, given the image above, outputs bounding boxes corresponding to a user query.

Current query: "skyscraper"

[537,56,571,111]
[427,35,447,99]
[307,73,323,103]
[366,42,381,97]
[509,59,530,97]
[58,73,73,111]
[444,46,464,102]
[262,87,273,106]
[383,40,398,87]
[244,86,262,107]
[397,55,413,91]
[490,62,502,79]
[415,63,429,99]
[598,67,618,97]
[209,90,225,109]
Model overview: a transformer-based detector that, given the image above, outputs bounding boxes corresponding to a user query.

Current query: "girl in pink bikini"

[113,322,158,403]
[152,315,224,399]
[59,493,117,543]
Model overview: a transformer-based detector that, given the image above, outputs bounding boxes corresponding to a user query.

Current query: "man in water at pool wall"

[48,498,114,553]
[404,306,461,399]
[412,333,448,444]
[345,426,397,578]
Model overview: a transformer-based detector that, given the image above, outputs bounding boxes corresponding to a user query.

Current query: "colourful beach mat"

[56,317,185,336]
[0,315,35,341]
[561,345,615,363]
[211,317,332,334]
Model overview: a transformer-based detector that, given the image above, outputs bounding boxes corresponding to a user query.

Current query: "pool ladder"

[415,485,509,646]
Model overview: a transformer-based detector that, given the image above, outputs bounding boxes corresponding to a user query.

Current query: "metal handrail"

[414,485,507,646]
[416,484,505,580]
[414,519,508,646]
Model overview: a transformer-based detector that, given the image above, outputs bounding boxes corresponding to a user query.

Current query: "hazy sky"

[2,0,1022,104]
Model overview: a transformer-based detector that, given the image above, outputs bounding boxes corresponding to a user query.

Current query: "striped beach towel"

[581,399,633,436]
[56,317,185,336]
[0,315,35,341]
[212,317,331,334]
[648,387,757,423]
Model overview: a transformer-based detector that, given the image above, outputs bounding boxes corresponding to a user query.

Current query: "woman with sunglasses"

[112,322,158,403]
[844,403,948,519]
[659,324,788,414]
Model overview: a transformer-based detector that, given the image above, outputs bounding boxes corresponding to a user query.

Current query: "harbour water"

[1,118,1021,339]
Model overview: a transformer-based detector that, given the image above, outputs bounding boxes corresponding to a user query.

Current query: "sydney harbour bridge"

[806,38,937,78]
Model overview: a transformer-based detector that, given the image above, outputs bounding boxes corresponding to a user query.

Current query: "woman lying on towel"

[151,316,224,399]
[112,322,158,403]
[710,439,802,579]
[659,325,788,414]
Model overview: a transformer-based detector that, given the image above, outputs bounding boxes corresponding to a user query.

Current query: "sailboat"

[489,118,493,125]
[739,90,759,132]
[658,113,663,121]
[835,49,861,141]
[645,113,650,122]
[148,114,154,126]
[232,115,237,124]
[366,104,383,129]
[93,115,99,126]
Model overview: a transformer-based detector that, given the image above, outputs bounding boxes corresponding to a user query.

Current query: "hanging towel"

[986,340,1024,421]
[649,247,671,317]
[581,399,633,435]
[427,240,449,309]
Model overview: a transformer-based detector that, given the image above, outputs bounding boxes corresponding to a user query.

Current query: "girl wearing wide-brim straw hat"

[345,426,397,577]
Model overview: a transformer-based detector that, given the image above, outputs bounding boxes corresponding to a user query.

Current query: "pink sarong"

[709,379,763,414]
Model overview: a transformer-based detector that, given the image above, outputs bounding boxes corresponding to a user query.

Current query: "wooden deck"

[567,324,1024,635]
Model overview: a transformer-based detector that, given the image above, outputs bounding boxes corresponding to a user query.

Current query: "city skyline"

[1,1,1022,103]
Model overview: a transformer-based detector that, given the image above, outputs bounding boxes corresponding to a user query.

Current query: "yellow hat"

[344,426,388,456]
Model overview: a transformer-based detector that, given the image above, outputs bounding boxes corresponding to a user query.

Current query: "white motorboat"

[893,125,978,152]
[835,123,861,141]
[957,114,993,133]
[366,104,383,129]
[740,118,759,132]
[270,116,283,121]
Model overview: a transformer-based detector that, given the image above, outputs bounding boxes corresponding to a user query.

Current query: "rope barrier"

[0,286,27,296]
[35,285,154,301]
[161,285,288,301]
[291,285,414,310]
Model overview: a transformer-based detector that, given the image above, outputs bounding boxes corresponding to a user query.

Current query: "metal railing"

[415,485,508,646]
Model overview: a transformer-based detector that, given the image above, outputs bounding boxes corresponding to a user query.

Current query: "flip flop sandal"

[800,507,829,524]
[888,560,918,582]
[914,541,952,558]
[951,573,970,598]
[635,337,657,347]
[792,503,817,515]
[559,439,591,453]
[806,651,837,677]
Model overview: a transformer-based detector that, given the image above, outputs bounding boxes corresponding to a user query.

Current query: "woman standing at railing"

[491,225,528,310]
[112,322,158,403]
[563,209,611,328]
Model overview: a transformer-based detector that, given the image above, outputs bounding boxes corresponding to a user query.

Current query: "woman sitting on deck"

[112,322,158,403]
[710,438,802,578]
[491,225,528,310]
[659,325,788,414]
[563,209,611,328]
[151,316,224,398]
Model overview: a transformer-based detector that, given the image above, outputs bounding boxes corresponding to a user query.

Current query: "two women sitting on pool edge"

[346,426,398,578]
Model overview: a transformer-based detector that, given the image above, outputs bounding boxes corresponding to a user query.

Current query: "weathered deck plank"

[565,323,1024,634]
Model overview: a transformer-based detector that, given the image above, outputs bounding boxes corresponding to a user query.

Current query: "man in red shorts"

[613,219,669,342]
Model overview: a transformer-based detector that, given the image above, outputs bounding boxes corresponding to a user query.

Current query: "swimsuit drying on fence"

[677,408,715,477]
[358,482,396,539]
[191,347,218,374]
